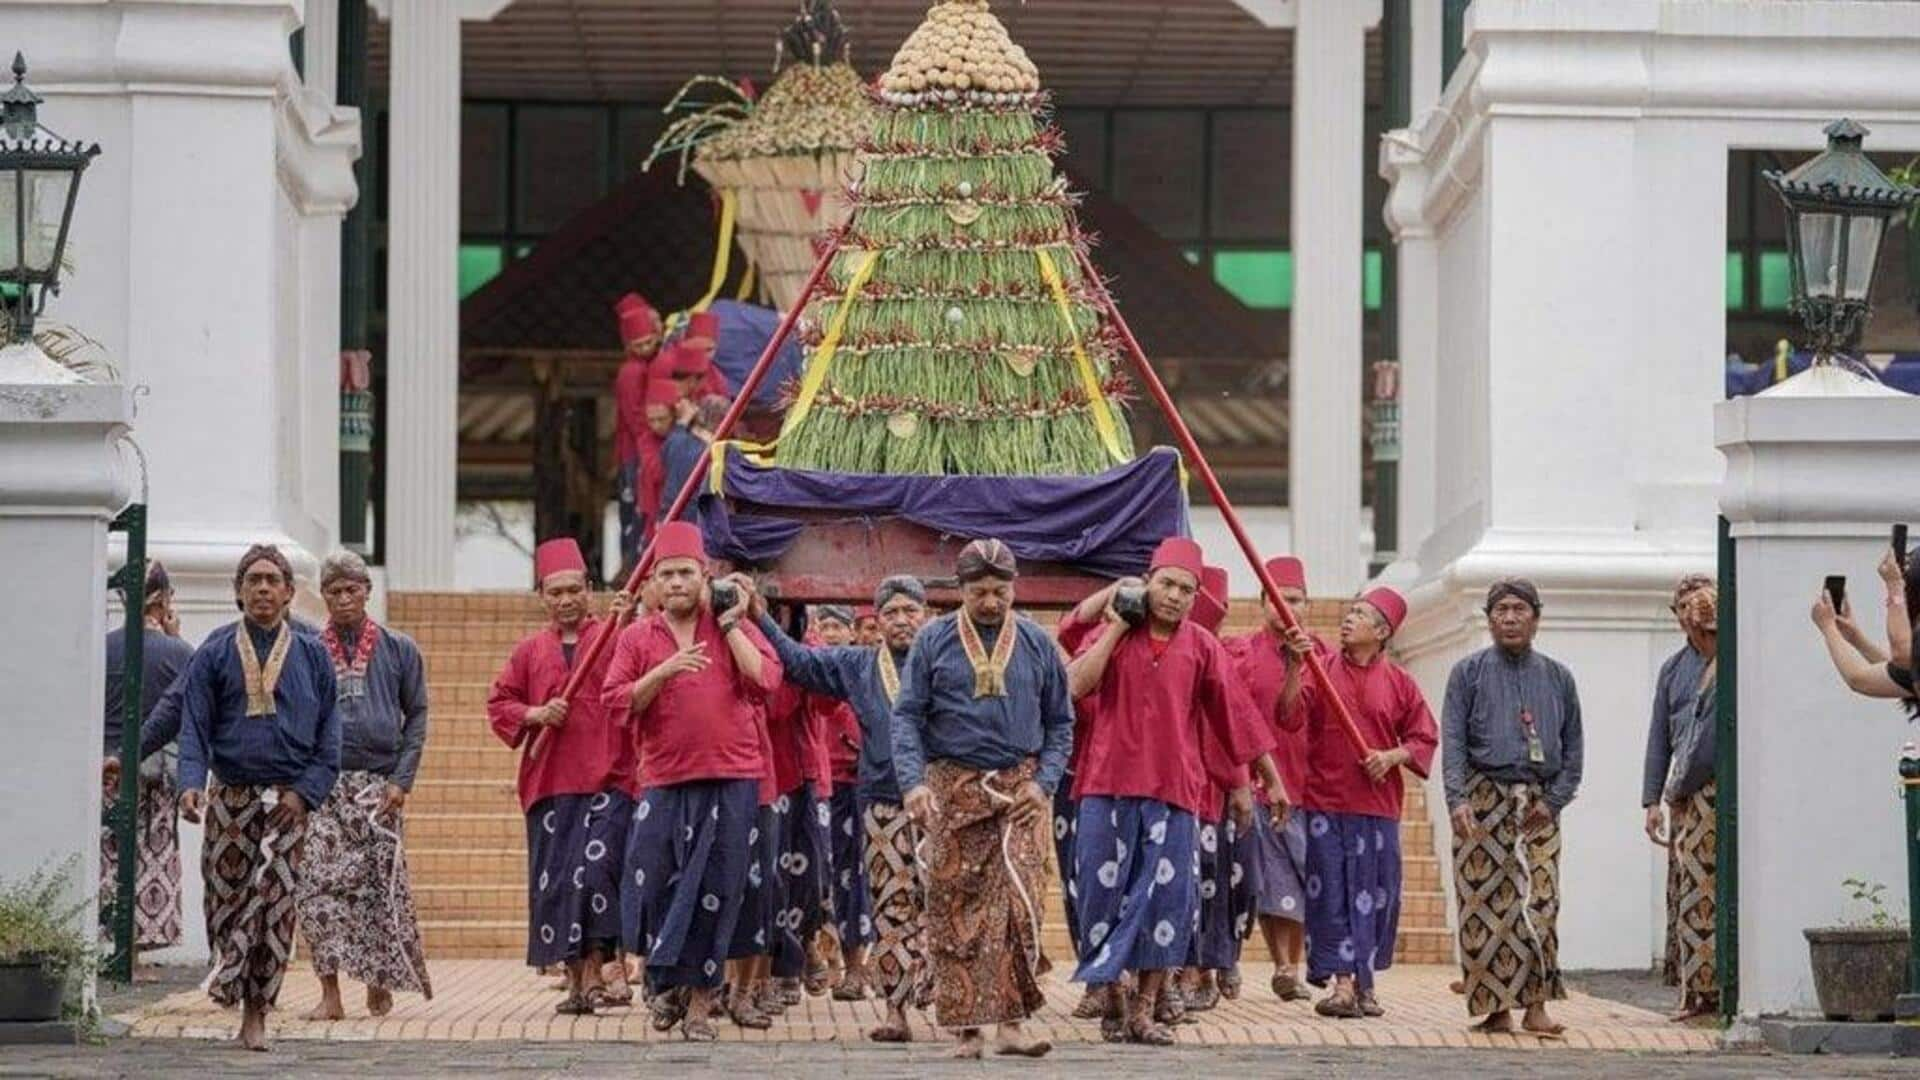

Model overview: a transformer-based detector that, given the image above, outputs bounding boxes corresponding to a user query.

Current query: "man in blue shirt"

[749,573,933,1044]
[892,538,1072,1060]
[178,544,339,1052]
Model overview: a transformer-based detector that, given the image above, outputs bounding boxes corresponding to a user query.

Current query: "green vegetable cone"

[775,0,1137,477]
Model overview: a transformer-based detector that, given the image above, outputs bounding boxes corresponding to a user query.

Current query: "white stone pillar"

[1409,0,1444,118]
[383,0,463,589]
[1717,375,1920,1020]
[304,0,340,101]
[1288,0,1378,594]
[0,346,130,999]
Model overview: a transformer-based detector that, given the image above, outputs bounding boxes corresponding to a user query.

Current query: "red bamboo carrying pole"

[528,246,841,759]
[1075,248,1376,763]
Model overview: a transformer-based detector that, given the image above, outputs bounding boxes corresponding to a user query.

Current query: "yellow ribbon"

[707,438,778,495]
[735,258,757,302]
[1036,247,1128,465]
[778,249,881,440]
[693,189,739,313]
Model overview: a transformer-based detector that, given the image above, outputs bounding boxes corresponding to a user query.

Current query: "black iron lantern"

[1763,119,1919,360]
[1,52,99,344]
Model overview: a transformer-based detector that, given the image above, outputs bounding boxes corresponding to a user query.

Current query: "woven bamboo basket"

[693,150,863,311]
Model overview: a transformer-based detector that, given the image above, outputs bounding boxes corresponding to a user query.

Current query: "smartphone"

[1894,523,1908,563]
[1825,575,1847,612]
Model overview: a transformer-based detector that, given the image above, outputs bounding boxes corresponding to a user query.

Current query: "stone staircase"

[391,591,1452,965]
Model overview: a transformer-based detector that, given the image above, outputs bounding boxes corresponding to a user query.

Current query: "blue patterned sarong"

[828,785,871,946]
[1052,782,1080,960]
[526,789,630,968]
[770,783,831,978]
[1303,809,1402,992]
[622,779,757,990]
[1194,814,1254,971]
[1071,795,1198,985]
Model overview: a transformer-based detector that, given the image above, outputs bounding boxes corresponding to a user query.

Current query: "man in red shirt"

[486,538,636,1015]
[1222,556,1323,1004]
[611,294,662,571]
[1063,538,1287,1045]
[669,310,731,401]
[600,522,780,1041]
[1287,586,1438,1020]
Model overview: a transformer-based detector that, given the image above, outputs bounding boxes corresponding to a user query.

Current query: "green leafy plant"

[1841,876,1900,929]
[1889,159,1920,231]
[0,857,92,974]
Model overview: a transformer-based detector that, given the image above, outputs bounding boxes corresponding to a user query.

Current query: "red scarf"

[323,617,379,678]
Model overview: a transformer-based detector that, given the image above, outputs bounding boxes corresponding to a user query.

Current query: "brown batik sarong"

[203,783,306,1009]
[1671,781,1717,1007]
[1662,838,1682,987]
[863,799,933,1010]
[1452,773,1566,1018]
[922,759,1048,1029]
[99,773,183,950]
[296,769,432,997]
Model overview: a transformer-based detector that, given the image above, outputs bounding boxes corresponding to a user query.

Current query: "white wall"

[1381,0,1920,974]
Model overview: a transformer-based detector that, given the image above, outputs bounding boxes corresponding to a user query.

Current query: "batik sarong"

[729,803,777,960]
[770,783,831,977]
[203,783,305,1009]
[1072,795,1199,985]
[922,760,1048,1028]
[525,789,630,968]
[1451,773,1565,1016]
[1662,850,1682,986]
[296,769,432,997]
[1248,805,1308,923]
[99,773,182,950]
[863,799,931,1010]
[828,785,872,946]
[1304,809,1401,993]
[1671,780,1717,1007]
[1051,782,1081,959]
[1196,814,1253,971]
[626,779,758,989]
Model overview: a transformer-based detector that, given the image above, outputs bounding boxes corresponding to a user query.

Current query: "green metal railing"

[1715,514,1739,1021]
[104,503,146,984]
[1900,745,1920,1017]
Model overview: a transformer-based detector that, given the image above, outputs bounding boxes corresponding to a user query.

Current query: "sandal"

[585,985,632,1010]
[1314,993,1365,1019]
[1218,967,1242,1001]
[728,997,773,1030]
[1100,989,1129,1044]
[554,993,595,1016]
[1072,986,1109,1020]
[683,1015,718,1042]
[1271,970,1310,1002]
[1127,1017,1177,1046]
[1184,980,1220,1013]
[832,970,868,1002]
[1154,987,1191,1026]
[778,977,804,1006]
[1358,990,1384,1017]
[868,1022,912,1043]
[649,988,687,1032]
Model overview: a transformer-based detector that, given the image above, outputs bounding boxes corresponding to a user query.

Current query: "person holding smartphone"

[1810,548,1919,708]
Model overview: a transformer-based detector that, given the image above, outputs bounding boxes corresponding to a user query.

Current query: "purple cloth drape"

[698,446,1191,579]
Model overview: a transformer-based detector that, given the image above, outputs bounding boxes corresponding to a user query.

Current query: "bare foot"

[953,1028,985,1059]
[366,986,394,1017]
[238,1005,270,1052]
[995,1023,1052,1057]
[1471,1011,1515,1034]
[302,998,345,1022]
[1521,1004,1565,1038]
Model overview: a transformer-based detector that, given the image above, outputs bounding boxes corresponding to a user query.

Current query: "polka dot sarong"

[1070,795,1199,985]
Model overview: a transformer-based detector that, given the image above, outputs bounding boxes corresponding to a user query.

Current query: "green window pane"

[1215,249,1292,309]
[1725,251,1745,310]
[458,244,505,299]
[1363,249,1383,311]
[1758,249,1792,311]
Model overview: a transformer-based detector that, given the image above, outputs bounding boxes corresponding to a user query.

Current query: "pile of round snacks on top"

[701,62,874,160]
[878,0,1042,106]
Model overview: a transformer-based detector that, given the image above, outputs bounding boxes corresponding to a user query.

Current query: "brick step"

[408,812,528,847]
[409,778,523,812]
[421,919,528,958]
[414,723,521,754]
[415,884,528,920]
[417,683,497,710]
[427,652,529,682]
[409,623,552,651]
[419,741,524,777]
[410,848,528,881]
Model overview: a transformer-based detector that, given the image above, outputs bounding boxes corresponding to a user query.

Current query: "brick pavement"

[114,960,1715,1052]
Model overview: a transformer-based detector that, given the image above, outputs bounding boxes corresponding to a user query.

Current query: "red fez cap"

[1149,536,1205,581]
[684,310,720,345]
[1360,586,1408,634]
[615,293,660,344]
[534,538,587,585]
[855,605,876,620]
[1266,556,1307,591]
[651,521,707,567]
[644,378,681,408]
[664,343,712,378]
[1192,565,1230,633]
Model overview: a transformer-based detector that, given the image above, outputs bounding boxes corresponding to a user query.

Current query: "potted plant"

[0,860,89,1024]
[1804,878,1911,1022]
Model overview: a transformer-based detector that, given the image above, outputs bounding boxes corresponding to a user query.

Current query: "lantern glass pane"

[23,168,72,274]
[1797,210,1843,299]
[1843,214,1883,300]
[0,169,17,275]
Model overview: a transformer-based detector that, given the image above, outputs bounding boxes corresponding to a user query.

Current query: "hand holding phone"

[1825,574,1847,613]
[1893,523,1908,563]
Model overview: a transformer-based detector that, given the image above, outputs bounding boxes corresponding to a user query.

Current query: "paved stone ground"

[103,960,1718,1052]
